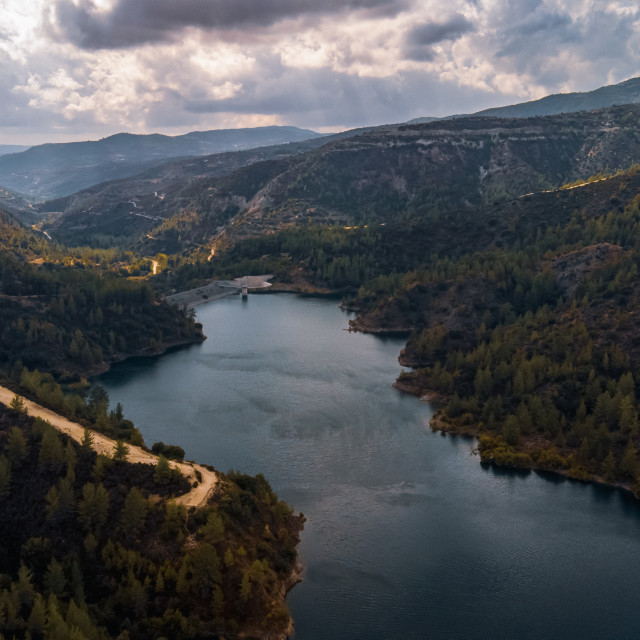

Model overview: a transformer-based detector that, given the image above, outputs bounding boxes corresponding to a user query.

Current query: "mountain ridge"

[0,126,324,200]
[408,75,640,123]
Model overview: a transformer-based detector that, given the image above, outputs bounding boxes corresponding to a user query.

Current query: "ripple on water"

[99,294,640,640]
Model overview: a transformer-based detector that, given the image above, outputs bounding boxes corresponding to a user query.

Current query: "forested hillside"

[0,163,305,640]
[0,126,323,200]
[0,402,303,639]
[162,160,640,494]
[96,104,640,256]
[0,214,203,378]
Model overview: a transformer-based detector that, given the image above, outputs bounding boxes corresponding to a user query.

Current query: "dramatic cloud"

[405,13,475,61]
[46,0,407,49]
[1,0,640,145]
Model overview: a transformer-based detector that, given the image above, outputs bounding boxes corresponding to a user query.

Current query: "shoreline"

[392,376,639,500]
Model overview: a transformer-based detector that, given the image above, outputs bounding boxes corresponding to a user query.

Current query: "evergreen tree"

[120,487,148,535]
[77,483,109,532]
[200,511,225,544]
[153,455,172,486]
[80,428,94,454]
[9,394,26,414]
[44,558,66,597]
[0,454,11,499]
[5,427,28,467]
[113,440,130,462]
[27,593,46,635]
[38,427,64,467]
[621,443,639,479]
[601,451,617,482]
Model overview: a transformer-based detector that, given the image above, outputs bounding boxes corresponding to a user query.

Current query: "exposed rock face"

[552,243,625,298]
[48,105,640,251]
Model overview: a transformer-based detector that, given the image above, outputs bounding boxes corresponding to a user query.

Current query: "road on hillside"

[0,385,217,509]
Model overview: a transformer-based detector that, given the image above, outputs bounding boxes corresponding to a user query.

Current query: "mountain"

[0,186,41,224]
[408,75,640,123]
[36,129,369,246]
[0,126,323,200]
[0,144,29,156]
[47,104,640,253]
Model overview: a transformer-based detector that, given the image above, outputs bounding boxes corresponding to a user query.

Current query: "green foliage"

[38,426,65,466]
[120,487,148,536]
[9,394,26,413]
[200,511,225,544]
[5,426,28,467]
[151,441,185,461]
[77,482,109,533]
[0,455,11,498]
[153,454,173,486]
[112,439,130,462]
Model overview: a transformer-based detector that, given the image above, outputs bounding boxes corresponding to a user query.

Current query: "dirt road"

[0,385,216,508]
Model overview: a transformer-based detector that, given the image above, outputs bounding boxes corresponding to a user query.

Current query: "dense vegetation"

[163,162,640,494]
[346,169,640,490]
[0,404,303,639]
[52,104,640,255]
[0,217,203,379]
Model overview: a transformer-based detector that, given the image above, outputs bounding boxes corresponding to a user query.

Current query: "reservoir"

[100,293,640,640]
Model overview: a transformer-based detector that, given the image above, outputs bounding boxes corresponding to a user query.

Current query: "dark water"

[99,294,640,640]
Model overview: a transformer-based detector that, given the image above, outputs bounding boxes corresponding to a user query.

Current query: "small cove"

[99,293,640,640]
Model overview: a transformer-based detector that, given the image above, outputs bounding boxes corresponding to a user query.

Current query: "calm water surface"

[100,294,640,640]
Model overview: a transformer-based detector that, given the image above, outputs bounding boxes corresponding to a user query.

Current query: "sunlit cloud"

[0,0,638,144]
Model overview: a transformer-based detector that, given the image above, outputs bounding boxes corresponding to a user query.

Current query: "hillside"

[0,400,303,639]
[153,158,640,497]
[83,104,640,255]
[0,213,205,379]
[0,126,323,200]
[409,75,640,123]
[37,134,348,247]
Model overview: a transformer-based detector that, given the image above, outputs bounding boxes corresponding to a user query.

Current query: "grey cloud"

[488,2,640,80]
[408,14,474,46]
[496,9,575,58]
[404,13,474,61]
[48,0,406,49]
[162,56,503,129]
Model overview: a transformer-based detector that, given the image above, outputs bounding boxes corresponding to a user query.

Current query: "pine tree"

[77,483,109,532]
[153,455,172,486]
[80,428,94,454]
[120,487,148,535]
[16,564,35,609]
[27,594,46,635]
[38,428,64,467]
[113,440,130,462]
[9,394,26,414]
[601,451,617,482]
[0,455,11,499]
[6,427,28,467]
[44,558,66,597]
[200,511,225,544]
[621,442,640,479]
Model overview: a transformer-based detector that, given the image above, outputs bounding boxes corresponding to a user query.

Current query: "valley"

[4,76,640,639]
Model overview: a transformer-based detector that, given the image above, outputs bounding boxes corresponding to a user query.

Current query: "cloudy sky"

[2,0,639,144]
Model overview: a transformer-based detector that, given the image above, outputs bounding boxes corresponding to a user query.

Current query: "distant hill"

[0,145,29,157]
[46,104,640,252]
[407,76,640,123]
[0,126,323,200]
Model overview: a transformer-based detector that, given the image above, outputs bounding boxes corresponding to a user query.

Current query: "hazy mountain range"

[43,104,640,252]
[0,126,323,200]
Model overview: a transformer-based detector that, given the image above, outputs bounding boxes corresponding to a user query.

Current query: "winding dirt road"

[0,385,216,508]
